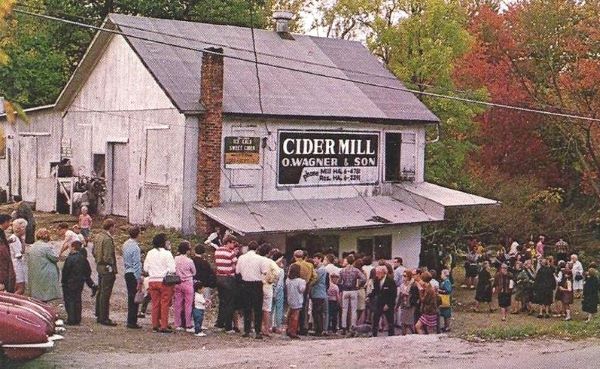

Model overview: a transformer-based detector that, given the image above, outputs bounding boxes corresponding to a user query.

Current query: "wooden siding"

[218,117,427,204]
[0,108,62,201]
[62,35,187,229]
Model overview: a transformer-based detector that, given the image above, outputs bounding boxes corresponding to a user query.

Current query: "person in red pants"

[143,233,176,333]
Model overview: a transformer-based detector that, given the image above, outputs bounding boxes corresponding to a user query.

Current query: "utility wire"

[67,104,268,232]
[13,8,600,123]
[14,2,596,118]
[249,1,265,116]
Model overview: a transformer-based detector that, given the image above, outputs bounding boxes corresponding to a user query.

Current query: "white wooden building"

[0,14,496,267]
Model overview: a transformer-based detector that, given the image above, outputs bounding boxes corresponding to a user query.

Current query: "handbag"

[163,273,182,286]
[439,294,451,308]
[575,273,584,281]
[134,290,145,304]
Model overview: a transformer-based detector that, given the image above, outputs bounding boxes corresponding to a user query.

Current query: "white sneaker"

[186,328,195,333]
[175,327,185,331]
[195,332,207,337]
[225,329,236,334]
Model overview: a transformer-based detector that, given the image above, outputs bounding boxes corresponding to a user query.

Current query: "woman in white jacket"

[143,233,176,333]
[571,254,584,298]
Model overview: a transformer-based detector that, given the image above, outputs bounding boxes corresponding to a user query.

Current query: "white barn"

[0,14,496,267]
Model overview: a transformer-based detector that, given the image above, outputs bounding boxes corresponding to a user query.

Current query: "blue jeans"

[193,307,205,334]
[272,288,285,328]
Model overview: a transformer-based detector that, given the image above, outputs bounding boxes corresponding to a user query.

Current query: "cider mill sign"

[277,130,379,187]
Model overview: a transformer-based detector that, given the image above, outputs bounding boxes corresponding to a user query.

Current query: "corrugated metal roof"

[196,196,442,235]
[107,14,439,123]
[0,104,55,119]
[396,182,498,207]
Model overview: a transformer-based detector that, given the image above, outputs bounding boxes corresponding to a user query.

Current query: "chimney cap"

[273,10,294,21]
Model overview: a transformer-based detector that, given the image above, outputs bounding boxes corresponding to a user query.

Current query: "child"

[72,225,86,245]
[138,276,151,318]
[61,240,91,325]
[286,264,306,339]
[558,270,573,321]
[327,273,341,334]
[78,206,93,245]
[193,281,207,337]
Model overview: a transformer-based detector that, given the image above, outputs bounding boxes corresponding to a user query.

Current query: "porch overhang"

[393,182,498,220]
[194,196,443,236]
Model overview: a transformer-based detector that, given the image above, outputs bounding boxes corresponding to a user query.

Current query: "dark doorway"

[357,238,374,258]
[385,133,402,182]
[285,234,340,261]
[357,235,392,260]
[93,154,106,178]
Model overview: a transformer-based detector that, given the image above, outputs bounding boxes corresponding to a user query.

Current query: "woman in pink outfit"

[174,241,196,332]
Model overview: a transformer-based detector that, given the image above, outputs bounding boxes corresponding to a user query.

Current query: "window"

[357,235,392,260]
[357,238,374,258]
[285,234,340,260]
[93,154,105,178]
[385,133,402,182]
[400,132,416,181]
[374,235,392,260]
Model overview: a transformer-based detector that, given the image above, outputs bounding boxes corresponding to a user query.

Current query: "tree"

[453,5,567,187]
[0,0,28,124]
[375,0,487,188]
[0,2,69,108]
[500,0,600,201]
[312,0,378,39]
[1,0,309,109]
[0,0,15,65]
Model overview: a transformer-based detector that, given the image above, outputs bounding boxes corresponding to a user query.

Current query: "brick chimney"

[196,47,224,234]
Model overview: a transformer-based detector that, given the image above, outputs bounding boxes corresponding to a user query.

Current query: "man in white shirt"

[236,241,268,339]
[324,254,341,276]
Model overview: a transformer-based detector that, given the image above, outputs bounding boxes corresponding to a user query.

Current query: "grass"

[459,319,600,341]
[0,203,206,256]
[4,203,599,342]
[448,266,600,341]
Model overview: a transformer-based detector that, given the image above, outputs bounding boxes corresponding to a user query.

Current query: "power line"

[67,104,320,230]
[15,2,404,84]
[13,4,597,120]
[13,3,593,119]
[13,8,600,123]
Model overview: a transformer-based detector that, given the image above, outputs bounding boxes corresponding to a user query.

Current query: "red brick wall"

[196,47,224,234]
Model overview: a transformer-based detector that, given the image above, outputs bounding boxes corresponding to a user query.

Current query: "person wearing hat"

[494,263,514,321]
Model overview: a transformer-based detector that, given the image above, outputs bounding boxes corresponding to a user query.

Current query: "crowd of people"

[467,236,599,322]
[1,203,600,340]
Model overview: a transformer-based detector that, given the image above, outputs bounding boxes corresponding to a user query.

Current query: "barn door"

[19,136,38,202]
[107,143,129,217]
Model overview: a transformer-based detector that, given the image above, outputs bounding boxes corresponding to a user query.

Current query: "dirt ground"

[3,206,600,368]
[12,244,600,369]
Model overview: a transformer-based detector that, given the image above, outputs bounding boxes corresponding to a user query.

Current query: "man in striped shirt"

[214,234,239,333]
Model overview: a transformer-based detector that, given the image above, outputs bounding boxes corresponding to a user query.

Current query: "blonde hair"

[35,228,51,242]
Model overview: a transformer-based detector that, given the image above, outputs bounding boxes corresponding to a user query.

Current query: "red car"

[0,292,63,336]
[0,292,63,362]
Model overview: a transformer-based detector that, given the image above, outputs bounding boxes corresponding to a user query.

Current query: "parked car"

[0,292,63,362]
[0,292,62,334]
